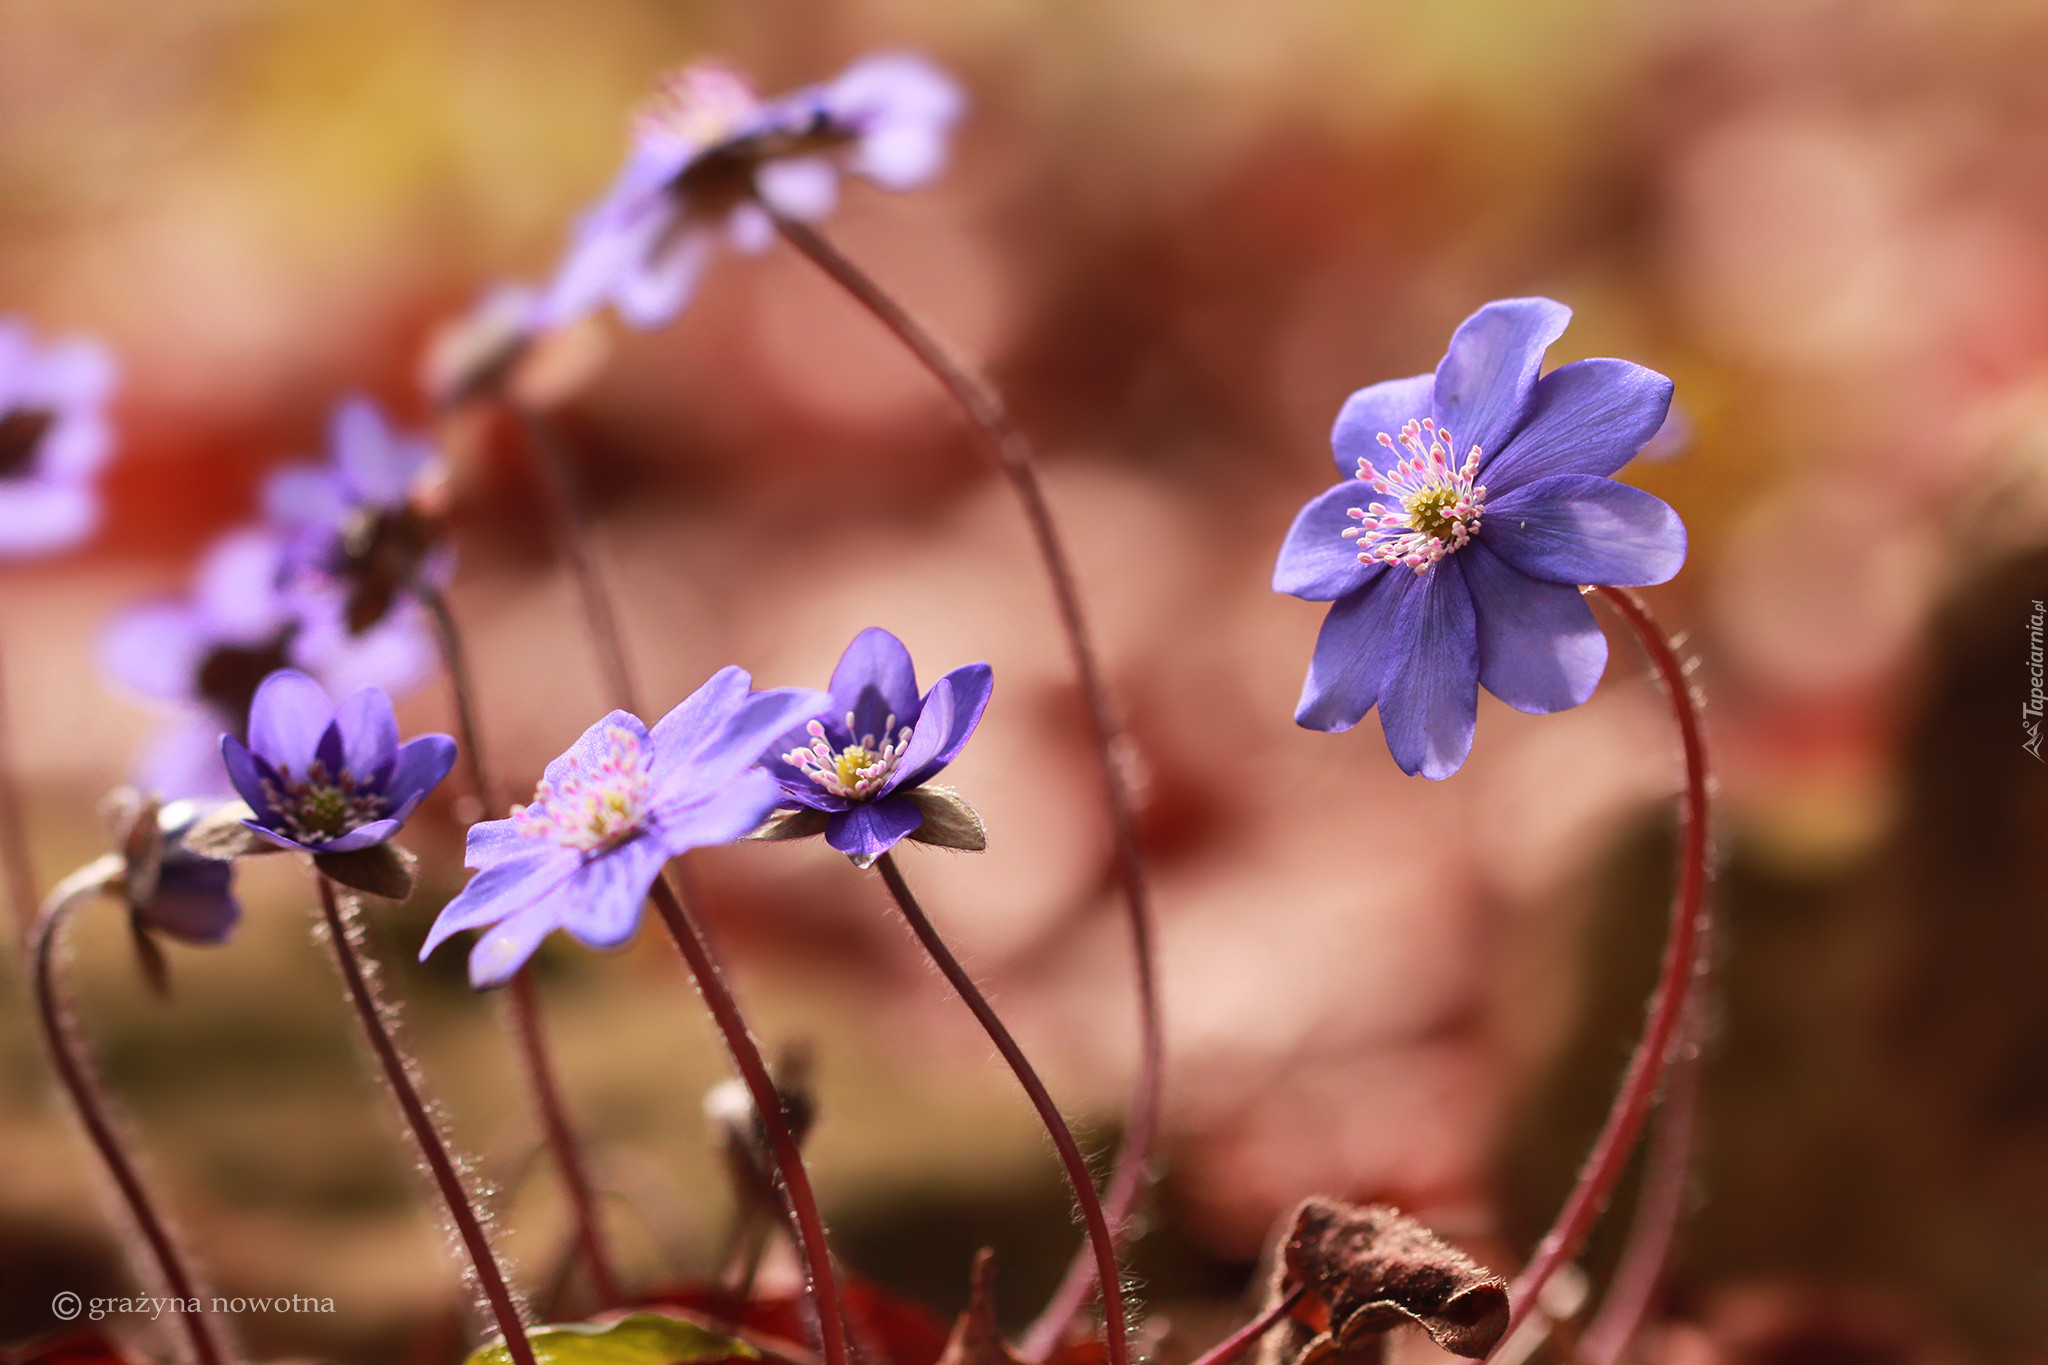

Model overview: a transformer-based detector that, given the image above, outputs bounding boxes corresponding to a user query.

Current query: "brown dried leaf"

[746,807,833,842]
[1257,1198,1508,1363]
[903,786,988,853]
[937,1249,1029,1365]
[314,843,418,900]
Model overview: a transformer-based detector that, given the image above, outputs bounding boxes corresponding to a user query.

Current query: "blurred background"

[1,0,2047,1360]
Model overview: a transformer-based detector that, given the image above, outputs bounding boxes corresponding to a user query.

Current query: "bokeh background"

[2,0,2047,1361]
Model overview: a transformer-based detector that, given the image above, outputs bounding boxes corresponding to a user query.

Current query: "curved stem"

[1185,1284,1305,1365]
[1493,586,1711,1349]
[416,580,621,1306]
[508,405,641,716]
[1575,1023,1702,1365]
[0,630,40,938]
[646,870,851,1365]
[873,853,1129,1365]
[32,858,227,1365]
[313,874,537,1365]
[773,217,1162,1357]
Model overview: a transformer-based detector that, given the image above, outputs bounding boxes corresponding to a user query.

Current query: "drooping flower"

[543,53,963,330]
[220,670,455,855]
[760,627,992,868]
[419,667,831,989]
[99,788,243,946]
[265,396,453,634]
[100,527,433,799]
[0,318,117,560]
[1273,297,1687,779]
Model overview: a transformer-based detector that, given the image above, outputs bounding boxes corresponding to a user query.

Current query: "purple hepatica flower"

[543,53,963,330]
[1274,297,1687,780]
[265,396,453,634]
[420,667,832,989]
[0,317,116,559]
[763,627,992,868]
[101,527,433,799]
[220,670,455,855]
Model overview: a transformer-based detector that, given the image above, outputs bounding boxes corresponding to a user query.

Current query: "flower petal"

[1483,475,1688,586]
[1431,298,1571,462]
[245,669,335,775]
[618,225,716,330]
[0,480,96,559]
[219,735,276,821]
[100,603,205,702]
[829,627,923,738]
[895,663,992,791]
[825,797,925,865]
[1462,543,1608,714]
[1294,566,1412,733]
[1376,558,1479,780]
[1274,482,1376,602]
[420,843,579,958]
[467,902,566,990]
[654,767,789,854]
[317,817,401,853]
[756,157,840,221]
[886,674,954,795]
[333,688,400,783]
[384,734,458,823]
[1330,372,1434,481]
[540,710,649,792]
[1475,359,1674,496]
[558,836,674,950]
[650,669,833,794]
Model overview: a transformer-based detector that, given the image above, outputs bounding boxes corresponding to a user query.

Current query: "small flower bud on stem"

[32,858,228,1365]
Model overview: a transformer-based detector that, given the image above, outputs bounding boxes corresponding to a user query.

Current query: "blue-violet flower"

[543,53,963,330]
[102,527,433,799]
[0,318,116,559]
[265,396,453,634]
[420,667,831,988]
[220,669,455,854]
[763,627,992,867]
[1273,297,1687,779]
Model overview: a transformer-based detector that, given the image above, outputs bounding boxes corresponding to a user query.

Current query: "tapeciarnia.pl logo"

[2026,598,2045,762]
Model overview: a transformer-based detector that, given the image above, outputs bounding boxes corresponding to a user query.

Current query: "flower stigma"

[263,761,388,845]
[786,713,914,801]
[1342,418,1487,574]
[515,724,653,853]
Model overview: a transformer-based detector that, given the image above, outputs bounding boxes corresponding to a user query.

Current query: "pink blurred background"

[2,1,2046,1361]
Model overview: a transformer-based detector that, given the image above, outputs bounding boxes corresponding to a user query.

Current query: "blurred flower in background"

[0,318,115,560]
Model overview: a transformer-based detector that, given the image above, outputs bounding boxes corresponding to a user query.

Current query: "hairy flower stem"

[416,581,621,1307]
[1184,1284,1306,1365]
[33,859,226,1365]
[0,633,40,938]
[646,870,852,1365]
[773,217,1163,1355]
[1576,1024,1702,1365]
[1492,586,1711,1349]
[508,405,641,715]
[313,874,538,1365]
[873,853,1130,1365]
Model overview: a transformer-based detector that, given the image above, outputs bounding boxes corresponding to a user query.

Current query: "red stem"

[418,579,621,1305]
[1493,586,1711,1348]
[1185,1285,1306,1365]
[32,864,227,1365]
[314,874,538,1365]
[771,217,1163,1358]
[873,853,1129,1365]
[646,869,852,1365]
